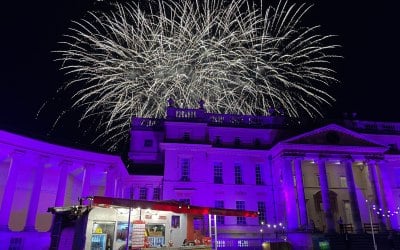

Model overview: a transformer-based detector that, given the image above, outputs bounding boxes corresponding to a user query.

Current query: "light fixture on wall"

[354,161,365,171]
[356,162,365,171]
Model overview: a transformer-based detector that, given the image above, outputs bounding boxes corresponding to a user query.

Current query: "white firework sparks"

[56,0,340,150]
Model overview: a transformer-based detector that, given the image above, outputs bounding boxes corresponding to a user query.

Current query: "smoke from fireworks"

[56,0,340,150]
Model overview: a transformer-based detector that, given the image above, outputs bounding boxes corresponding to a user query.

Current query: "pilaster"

[316,158,335,233]
[368,160,387,231]
[81,164,93,205]
[282,157,298,230]
[0,150,24,231]
[24,155,48,231]
[105,165,116,197]
[344,159,363,233]
[55,160,72,207]
[294,158,308,228]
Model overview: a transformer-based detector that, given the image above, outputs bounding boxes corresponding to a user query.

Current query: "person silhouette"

[309,219,316,233]
[338,216,344,234]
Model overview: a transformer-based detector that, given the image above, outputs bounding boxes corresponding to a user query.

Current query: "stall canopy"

[93,196,258,217]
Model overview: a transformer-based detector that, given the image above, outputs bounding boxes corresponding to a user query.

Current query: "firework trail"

[56,0,339,150]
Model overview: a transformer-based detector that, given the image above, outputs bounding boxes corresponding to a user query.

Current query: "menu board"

[131,220,146,248]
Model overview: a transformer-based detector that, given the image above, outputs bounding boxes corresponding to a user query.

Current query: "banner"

[131,220,146,248]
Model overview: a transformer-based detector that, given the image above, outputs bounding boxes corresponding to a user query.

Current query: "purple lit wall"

[2,109,400,249]
[129,107,400,248]
[0,130,127,248]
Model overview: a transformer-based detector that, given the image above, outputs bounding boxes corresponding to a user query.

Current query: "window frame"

[235,164,243,184]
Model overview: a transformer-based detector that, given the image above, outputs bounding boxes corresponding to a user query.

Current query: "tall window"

[236,201,246,225]
[215,136,222,145]
[214,163,223,184]
[234,137,241,146]
[153,187,161,200]
[257,201,266,224]
[144,139,153,147]
[340,176,347,187]
[215,200,225,225]
[183,132,190,142]
[139,187,147,200]
[255,164,263,185]
[181,159,190,181]
[316,174,320,186]
[235,164,243,184]
[127,186,134,199]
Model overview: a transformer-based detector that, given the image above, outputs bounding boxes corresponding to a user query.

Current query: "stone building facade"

[1,105,400,249]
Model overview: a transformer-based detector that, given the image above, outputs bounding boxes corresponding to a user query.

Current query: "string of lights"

[371,204,400,217]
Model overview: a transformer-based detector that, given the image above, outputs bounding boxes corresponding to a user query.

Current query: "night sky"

[0,0,399,152]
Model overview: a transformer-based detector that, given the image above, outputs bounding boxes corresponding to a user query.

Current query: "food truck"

[48,196,258,250]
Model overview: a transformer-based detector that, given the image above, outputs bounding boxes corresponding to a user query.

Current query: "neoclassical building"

[1,104,400,249]
[0,131,128,249]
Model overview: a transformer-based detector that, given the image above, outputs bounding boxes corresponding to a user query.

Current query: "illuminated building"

[1,104,400,249]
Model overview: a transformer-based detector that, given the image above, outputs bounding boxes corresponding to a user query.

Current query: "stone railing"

[343,120,400,134]
[131,117,164,130]
[166,107,286,128]
[132,107,290,130]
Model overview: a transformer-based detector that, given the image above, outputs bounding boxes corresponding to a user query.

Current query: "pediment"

[282,124,385,148]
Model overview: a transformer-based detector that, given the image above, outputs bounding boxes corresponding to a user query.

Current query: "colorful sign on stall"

[131,220,146,248]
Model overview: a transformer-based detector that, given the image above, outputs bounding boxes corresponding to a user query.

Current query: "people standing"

[338,217,344,234]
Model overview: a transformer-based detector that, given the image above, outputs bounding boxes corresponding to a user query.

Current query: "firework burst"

[56,0,340,150]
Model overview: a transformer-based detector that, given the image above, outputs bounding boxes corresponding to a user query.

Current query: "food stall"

[48,196,258,250]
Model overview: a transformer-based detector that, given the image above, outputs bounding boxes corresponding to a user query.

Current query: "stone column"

[375,161,398,230]
[368,160,387,231]
[114,178,122,198]
[24,155,48,231]
[282,158,298,230]
[294,158,308,228]
[317,158,335,233]
[55,161,71,207]
[105,166,116,197]
[344,159,363,233]
[81,164,93,204]
[0,151,24,230]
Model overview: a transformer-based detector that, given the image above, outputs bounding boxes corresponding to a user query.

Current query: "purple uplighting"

[1,105,400,249]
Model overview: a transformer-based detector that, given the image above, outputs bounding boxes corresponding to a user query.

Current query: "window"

[139,187,147,200]
[254,138,261,147]
[396,169,400,187]
[214,162,223,184]
[144,139,153,147]
[235,164,243,184]
[9,237,23,250]
[316,174,320,186]
[193,216,206,233]
[258,202,266,224]
[236,201,246,225]
[126,186,134,199]
[388,143,398,152]
[255,164,263,185]
[234,137,241,146]
[215,200,225,225]
[181,159,190,181]
[215,136,222,145]
[153,187,161,200]
[340,176,347,188]
[238,240,249,247]
[183,132,190,142]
